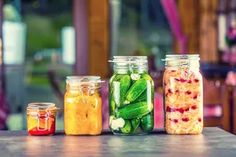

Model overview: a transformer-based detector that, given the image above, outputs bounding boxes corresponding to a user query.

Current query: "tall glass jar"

[163,54,203,134]
[109,56,154,135]
[64,76,102,135]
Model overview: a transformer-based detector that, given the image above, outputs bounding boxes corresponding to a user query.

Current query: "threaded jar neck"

[110,56,148,74]
[164,54,200,69]
[66,76,101,91]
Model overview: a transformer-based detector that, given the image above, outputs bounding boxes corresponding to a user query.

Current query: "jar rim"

[27,102,58,111]
[163,54,200,61]
[66,76,102,89]
[66,76,101,84]
[109,56,147,63]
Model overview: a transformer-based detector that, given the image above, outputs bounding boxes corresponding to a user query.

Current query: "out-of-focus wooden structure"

[203,79,231,132]
[73,0,109,78]
[88,0,109,78]
[176,0,200,54]
[176,0,218,63]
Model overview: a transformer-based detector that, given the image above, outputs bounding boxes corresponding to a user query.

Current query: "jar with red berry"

[163,54,203,134]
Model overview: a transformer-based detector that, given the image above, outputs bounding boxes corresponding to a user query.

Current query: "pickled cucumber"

[141,114,154,132]
[126,78,147,103]
[119,75,131,106]
[131,118,140,132]
[116,101,152,119]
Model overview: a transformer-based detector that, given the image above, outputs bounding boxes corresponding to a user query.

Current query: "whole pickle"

[141,113,154,132]
[116,101,152,119]
[131,118,140,133]
[125,78,147,103]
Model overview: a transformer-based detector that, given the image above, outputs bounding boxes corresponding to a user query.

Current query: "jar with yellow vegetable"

[64,76,102,135]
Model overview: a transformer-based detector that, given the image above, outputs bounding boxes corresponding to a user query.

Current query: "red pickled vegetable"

[169,118,179,123]
[177,108,184,114]
[182,117,189,122]
[180,78,186,83]
[185,108,189,111]
[175,78,180,81]
[168,89,173,94]
[194,79,199,83]
[173,119,178,123]
[191,105,197,110]
[193,95,198,99]
[28,122,55,136]
[166,106,187,114]
[185,90,192,95]
[166,106,173,112]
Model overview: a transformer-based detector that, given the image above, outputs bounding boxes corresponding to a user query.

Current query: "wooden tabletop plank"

[0,127,235,157]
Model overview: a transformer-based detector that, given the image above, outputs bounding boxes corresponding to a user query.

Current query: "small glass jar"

[27,102,58,136]
[64,76,102,135]
[163,54,203,134]
[109,56,154,135]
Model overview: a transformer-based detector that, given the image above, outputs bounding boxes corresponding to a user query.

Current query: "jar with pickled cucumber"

[163,54,203,134]
[109,56,154,135]
[64,76,102,135]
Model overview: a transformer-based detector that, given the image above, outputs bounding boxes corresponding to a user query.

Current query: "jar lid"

[66,76,102,89]
[109,56,147,63]
[27,102,58,111]
[163,54,200,67]
[163,54,200,61]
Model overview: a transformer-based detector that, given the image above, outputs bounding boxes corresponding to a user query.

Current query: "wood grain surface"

[0,128,235,157]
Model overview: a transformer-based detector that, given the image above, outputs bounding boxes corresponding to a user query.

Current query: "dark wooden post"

[198,0,218,63]
[73,0,109,77]
[177,0,200,54]
[88,0,109,78]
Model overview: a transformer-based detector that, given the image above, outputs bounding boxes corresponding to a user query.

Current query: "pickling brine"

[109,56,154,135]
[163,54,203,134]
[64,76,102,135]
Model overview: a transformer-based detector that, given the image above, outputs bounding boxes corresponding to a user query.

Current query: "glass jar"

[163,54,203,134]
[109,56,154,135]
[64,76,102,135]
[26,102,58,136]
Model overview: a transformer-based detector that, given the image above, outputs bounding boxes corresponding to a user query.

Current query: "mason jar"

[27,102,58,136]
[64,76,102,135]
[109,56,154,135]
[163,54,203,134]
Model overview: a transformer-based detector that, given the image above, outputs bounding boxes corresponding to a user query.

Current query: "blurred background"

[0,0,236,134]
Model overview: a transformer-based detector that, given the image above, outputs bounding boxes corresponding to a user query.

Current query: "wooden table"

[0,127,236,157]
